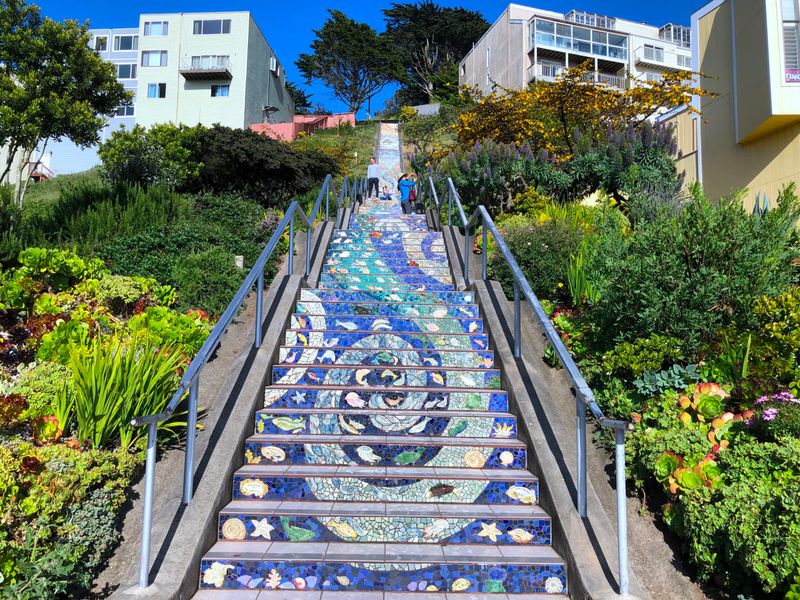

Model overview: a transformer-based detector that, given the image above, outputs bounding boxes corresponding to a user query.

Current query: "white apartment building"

[459,4,692,94]
[40,11,292,176]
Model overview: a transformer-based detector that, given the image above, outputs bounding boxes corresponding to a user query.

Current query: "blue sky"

[35,0,709,117]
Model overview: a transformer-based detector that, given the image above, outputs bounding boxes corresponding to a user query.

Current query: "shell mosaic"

[199,122,567,596]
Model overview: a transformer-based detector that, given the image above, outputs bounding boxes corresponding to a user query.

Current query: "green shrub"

[171,248,245,316]
[591,184,800,355]
[602,335,685,380]
[127,306,212,355]
[12,362,73,420]
[64,488,120,572]
[488,216,583,299]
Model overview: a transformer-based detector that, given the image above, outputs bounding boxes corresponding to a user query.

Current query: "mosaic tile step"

[193,592,558,599]
[350,224,430,232]
[243,434,527,469]
[289,314,482,334]
[326,250,447,261]
[322,264,453,276]
[299,289,475,305]
[199,541,566,593]
[271,364,501,389]
[324,257,450,269]
[330,238,445,249]
[278,346,495,369]
[232,464,539,505]
[264,387,509,412]
[319,283,458,293]
[217,500,550,545]
[254,408,516,439]
[296,300,480,319]
[284,330,491,352]
[320,274,454,287]
[334,229,439,239]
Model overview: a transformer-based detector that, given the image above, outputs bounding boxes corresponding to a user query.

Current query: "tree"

[383,1,488,104]
[286,81,313,115]
[0,0,130,205]
[296,10,400,114]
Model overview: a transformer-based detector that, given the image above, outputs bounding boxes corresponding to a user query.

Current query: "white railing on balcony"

[529,62,626,90]
[530,18,629,61]
[181,55,232,71]
[595,72,627,89]
[634,46,691,70]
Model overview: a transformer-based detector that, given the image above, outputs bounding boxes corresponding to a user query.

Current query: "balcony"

[530,18,628,63]
[528,62,627,90]
[634,46,691,72]
[179,57,232,81]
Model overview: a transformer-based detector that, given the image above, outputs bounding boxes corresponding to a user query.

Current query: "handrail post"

[138,422,158,588]
[448,188,452,226]
[463,224,470,284]
[481,224,488,280]
[513,280,521,358]
[255,267,264,347]
[182,379,199,504]
[305,226,312,277]
[577,391,588,518]
[615,427,630,596]
[288,217,295,275]
[325,181,330,221]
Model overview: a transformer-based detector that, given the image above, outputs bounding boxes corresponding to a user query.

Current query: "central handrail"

[131,173,352,589]
[442,177,633,596]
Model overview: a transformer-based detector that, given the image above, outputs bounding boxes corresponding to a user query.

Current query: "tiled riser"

[297,301,479,319]
[323,265,452,276]
[290,315,482,334]
[299,289,475,304]
[284,330,492,351]
[271,366,501,388]
[199,559,565,594]
[264,388,509,411]
[244,441,527,469]
[327,251,447,261]
[232,475,539,505]
[254,413,517,438]
[321,283,458,293]
[217,514,550,545]
[324,259,450,269]
[320,274,454,287]
[279,347,495,369]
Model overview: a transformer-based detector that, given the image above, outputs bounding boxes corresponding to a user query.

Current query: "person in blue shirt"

[398,174,416,214]
[379,185,392,200]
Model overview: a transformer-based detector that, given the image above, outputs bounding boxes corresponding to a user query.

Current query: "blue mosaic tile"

[289,314,482,334]
[283,330,492,352]
[263,388,509,411]
[279,346,495,369]
[297,300,480,319]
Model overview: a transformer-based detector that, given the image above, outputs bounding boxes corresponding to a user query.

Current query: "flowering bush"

[754,391,800,440]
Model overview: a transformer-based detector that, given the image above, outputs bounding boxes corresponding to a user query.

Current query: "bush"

[591,184,800,355]
[182,125,339,209]
[488,215,583,299]
[12,362,73,420]
[602,335,685,380]
[171,248,245,317]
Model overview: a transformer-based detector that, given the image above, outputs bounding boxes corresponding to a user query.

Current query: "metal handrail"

[132,174,352,588]
[444,177,633,596]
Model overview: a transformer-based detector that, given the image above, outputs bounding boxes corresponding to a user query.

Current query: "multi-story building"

[47,11,292,175]
[459,4,692,94]
[664,0,800,206]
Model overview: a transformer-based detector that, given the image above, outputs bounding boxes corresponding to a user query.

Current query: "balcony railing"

[529,62,627,90]
[179,57,232,80]
[634,46,691,71]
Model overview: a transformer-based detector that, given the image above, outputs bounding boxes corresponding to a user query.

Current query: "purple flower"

[762,407,779,421]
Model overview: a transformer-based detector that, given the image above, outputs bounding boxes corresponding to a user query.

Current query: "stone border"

[441,225,647,600]
[110,222,335,599]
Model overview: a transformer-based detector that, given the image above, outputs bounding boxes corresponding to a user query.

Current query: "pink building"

[251,112,357,141]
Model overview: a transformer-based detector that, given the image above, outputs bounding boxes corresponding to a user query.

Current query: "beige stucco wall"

[698,0,800,207]
[662,106,699,187]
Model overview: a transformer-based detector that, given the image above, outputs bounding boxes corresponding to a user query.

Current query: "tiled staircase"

[195,129,568,597]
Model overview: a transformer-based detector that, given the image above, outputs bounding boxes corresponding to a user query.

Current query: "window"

[677,54,691,68]
[147,83,166,98]
[644,44,665,62]
[116,64,137,79]
[115,102,135,117]
[783,0,800,81]
[143,21,169,36]
[193,19,231,35]
[211,84,230,97]
[141,50,167,67]
[93,35,108,51]
[190,55,230,70]
[113,34,138,51]
[645,72,662,83]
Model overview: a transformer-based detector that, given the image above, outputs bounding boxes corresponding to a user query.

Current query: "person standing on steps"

[367,157,380,199]
[398,173,416,214]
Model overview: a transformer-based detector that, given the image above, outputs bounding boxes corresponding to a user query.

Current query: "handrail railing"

[442,177,633,596]
[131,174,352,588]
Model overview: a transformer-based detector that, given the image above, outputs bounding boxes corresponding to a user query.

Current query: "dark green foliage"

[591,185,800,355]
[64,488,119,572]
[602,335,685,379]
[488,216,583,299]
[182,125,339,209]
[171,248,245,316]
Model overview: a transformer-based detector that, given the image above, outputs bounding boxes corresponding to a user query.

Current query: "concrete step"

[271,363,501,389]
[278,346,495,369]
[284,329,490,351]
[296,299,480,319]
[254,408,516,440]
[264,387,509,412]
[290,314,482,334]
[231,464,539,505]
[243,434,527,469]
[217,499,550,544]
[199,541,565,594]
[299,289,474,305]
